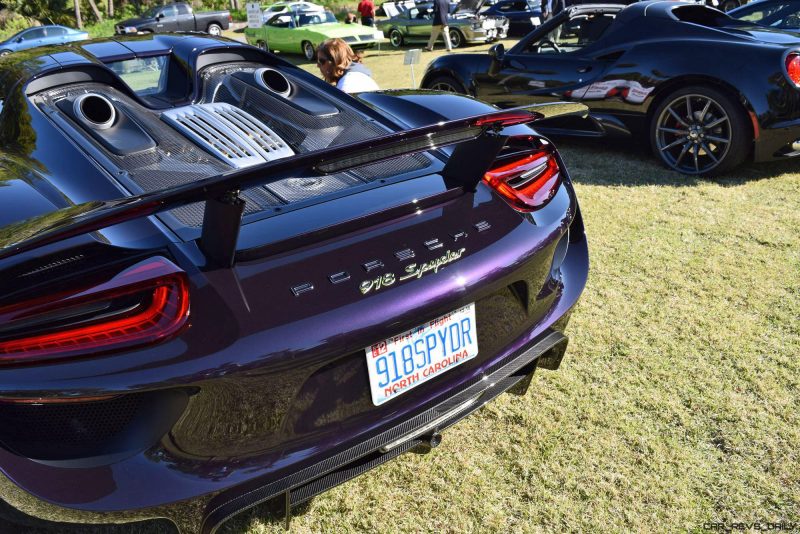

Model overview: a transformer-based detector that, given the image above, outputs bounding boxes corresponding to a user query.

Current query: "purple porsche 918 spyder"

[0,34,588,532]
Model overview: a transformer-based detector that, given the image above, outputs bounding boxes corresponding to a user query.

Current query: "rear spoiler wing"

[0,102,586,266]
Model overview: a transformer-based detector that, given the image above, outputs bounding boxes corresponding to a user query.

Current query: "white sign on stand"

[246,2,263,28]
[404,49,421,87]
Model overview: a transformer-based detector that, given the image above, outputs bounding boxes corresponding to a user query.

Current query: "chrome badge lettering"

[360,273,396,295]
[360,248,467,295]
[398,248,466,282]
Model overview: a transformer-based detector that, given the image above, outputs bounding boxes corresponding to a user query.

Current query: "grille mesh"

[161,103,294,169]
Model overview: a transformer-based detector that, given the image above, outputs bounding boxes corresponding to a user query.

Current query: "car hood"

[455,0,487,13]
[301,22,378,36]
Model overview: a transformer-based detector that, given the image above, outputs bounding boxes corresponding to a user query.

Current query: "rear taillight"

[0,257,189,365]
[786,52,800,87]
[483,138,562,212]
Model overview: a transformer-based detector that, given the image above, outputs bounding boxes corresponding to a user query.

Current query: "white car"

[263,1,325,16]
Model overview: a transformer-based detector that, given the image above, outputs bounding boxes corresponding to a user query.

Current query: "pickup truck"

[115,3,231,36]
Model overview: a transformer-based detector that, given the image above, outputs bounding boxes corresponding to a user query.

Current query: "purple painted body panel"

[0,34,588,532]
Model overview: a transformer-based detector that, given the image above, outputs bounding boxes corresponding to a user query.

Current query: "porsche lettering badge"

[360,248,466,295]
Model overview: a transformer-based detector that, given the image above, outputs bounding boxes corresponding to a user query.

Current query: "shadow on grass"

[553,136,799,188]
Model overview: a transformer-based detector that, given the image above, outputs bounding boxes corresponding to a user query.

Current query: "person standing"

[358,0,375,26]
[541,0,566,21]
[424,0,452,52]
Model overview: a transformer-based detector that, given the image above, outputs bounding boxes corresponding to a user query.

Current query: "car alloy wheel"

[0,50,10,57]
[257,41,268,52]
[426,75,465,94]
[652,87,748,175]
[207,23,222,36]
[449,29,463,48]
[389,29,403,47]
[302,41,316,61]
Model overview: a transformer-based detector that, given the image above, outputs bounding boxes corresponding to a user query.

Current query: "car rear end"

[0,42,587,533]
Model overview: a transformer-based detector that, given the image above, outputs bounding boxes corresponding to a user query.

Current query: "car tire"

[719,0,740,11]
[302,41,316,61]
[424,74,467,94]
[389,28,404,48]
[207,23,223,36]
[257,40,269,52]
[0,50,10,57]
[448,29,464,49]
[650,85,750,176]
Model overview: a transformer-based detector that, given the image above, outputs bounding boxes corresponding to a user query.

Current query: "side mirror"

[488,43,505,62]
[15,37,23,43]
[156,12,164,19]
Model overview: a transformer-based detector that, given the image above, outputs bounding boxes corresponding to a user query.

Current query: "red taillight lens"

[0,257,189,365]
[786,53,800,87]
[473,110,538,128]
[484,141,561,212]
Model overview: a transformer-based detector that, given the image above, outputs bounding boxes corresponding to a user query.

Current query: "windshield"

[730,1,800,28]
[142,6,160,18]
[296,11,337,25]
[106,56,169,95]
[2,29,29,43]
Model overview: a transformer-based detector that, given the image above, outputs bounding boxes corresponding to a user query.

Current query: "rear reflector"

[484,141,561,212]
[0,257,189,365]
[786,53,800,87]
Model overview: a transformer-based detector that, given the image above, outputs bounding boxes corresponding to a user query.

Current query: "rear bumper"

[753,116,800,161]
[202,328,572,533]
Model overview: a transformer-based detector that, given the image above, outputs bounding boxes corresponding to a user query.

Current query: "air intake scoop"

[161,103,294,169]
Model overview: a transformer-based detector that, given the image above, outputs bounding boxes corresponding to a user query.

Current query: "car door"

[156,5,180,32]
[176,4,196,31]
[264,14,296,51]
[14,28,47,51]
[400,8,429,39]
[42,27,66,45]
[474,11,615,107]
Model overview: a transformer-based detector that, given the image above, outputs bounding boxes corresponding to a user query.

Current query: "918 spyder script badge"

[360,248,466,295]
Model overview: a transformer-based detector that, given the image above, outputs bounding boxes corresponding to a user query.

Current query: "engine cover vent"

[161,103,294,169]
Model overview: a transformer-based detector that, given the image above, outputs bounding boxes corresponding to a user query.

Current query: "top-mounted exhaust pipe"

[254,68,291,98]
[73,93,117,130]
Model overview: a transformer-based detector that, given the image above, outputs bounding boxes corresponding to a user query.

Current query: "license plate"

[365,304,478,406]
[530,16,540,25]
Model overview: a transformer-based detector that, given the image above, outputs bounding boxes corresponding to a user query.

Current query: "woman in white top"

[316,38,379,94]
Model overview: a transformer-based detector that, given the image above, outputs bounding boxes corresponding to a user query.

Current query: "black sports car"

[422,2,800,175]
[0,35,588,532]
[729,0,800,29]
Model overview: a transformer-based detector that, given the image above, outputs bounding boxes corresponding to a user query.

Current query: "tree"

[74,0,83,29]
[10,0,64,24]
[87,0,103,21]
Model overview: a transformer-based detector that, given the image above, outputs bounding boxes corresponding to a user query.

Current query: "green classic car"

[245,10,385,60]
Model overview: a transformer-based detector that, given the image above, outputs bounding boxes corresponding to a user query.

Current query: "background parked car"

[481,0,542,36]
[245,10,384,60]
[0,25,88,56]
[114,2,231,36]
[377,0,509,48]
[422,2,800,175]
[262,0,326,14]
[729,0,800,28]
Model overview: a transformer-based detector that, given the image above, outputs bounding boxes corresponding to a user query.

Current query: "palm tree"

[74,0,83,29]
